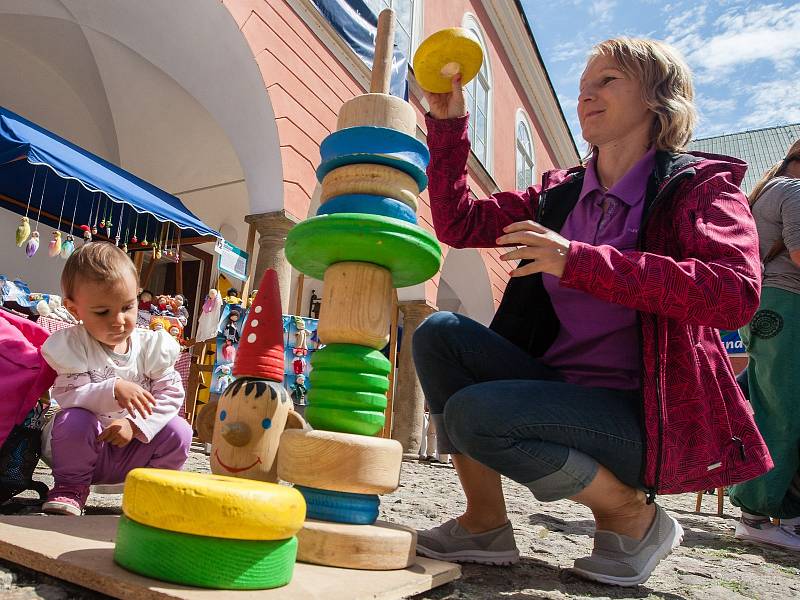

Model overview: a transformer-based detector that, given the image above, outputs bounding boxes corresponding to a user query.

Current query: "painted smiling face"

[210,378,290,482]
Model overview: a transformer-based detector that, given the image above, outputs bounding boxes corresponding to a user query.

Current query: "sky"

[521,0,800,148]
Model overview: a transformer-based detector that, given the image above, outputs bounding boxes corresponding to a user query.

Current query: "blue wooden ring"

[317,127,429,192]
[295,486,379,525]
[317,194,417,224]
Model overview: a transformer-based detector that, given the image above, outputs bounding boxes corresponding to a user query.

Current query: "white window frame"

[461,13,493,174]
[515,109,536,189]
[369,0,424,57]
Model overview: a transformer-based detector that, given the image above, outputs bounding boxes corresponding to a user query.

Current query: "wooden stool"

[184,339,216,427]
[695,487,725,516]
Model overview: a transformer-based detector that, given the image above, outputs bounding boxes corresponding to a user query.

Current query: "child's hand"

[114,379,156,418]
[97,419,139,447]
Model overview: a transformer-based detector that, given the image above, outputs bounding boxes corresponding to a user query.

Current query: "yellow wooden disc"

[122,468,306,540]
[413,28,483,93]
[297,519,416,570]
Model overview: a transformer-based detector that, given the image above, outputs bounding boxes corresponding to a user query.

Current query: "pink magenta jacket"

[425,115,772,495]
[0,309,56,446]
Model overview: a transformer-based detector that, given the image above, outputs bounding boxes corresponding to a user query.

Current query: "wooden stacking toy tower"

[280,9,442,570]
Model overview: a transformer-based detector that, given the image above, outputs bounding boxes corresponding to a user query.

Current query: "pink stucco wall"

[225,0,571,308]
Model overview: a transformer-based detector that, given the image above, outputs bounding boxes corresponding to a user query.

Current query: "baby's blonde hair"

[61,242,138,300]
[590,37,697,152]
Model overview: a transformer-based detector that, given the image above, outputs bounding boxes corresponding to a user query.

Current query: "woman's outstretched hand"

[424,74,468,120]
[497,221,571,278]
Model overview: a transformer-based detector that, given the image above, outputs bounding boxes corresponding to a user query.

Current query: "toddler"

[40,243,192,515]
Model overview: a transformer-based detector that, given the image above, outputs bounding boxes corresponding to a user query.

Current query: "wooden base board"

[0,515,459,600]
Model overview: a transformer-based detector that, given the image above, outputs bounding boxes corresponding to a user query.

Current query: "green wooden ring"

[308,389,388,412]
[311,344,390,394]
[311,343,391,374]
[285,214,442,288]
[304,406,385,437]
[114,515,297,589]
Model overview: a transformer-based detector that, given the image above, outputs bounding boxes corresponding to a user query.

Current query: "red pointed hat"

[233,269,284,382]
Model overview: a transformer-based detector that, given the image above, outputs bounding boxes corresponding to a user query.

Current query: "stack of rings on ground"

[114,469,306,589]
[278,429,415,569]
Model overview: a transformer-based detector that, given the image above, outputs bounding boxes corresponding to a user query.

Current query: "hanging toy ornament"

[141,216,149,246]
[16,166,38,247]
[92,195,100,235]
[99,196,106,230]
[27,170,48,258]
[49,181,68,257]
[164,223,172,257]
[114,205,123,246]
[131,211,139,244]
[106,201,114,239]
[48,231,62,257]
[16,217,30,247]
[83,194,95,242]
[61,234,75,258]
[61,184,79,259]
[26,231,40,257]
[122,223,129,253]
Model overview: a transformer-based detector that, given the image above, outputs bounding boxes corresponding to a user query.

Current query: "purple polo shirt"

[541,149,655,390]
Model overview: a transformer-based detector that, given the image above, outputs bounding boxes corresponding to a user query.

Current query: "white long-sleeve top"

[41,325,184,448]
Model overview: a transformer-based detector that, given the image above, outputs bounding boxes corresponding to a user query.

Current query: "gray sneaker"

[571,504,683,587]
[416,518,520,565]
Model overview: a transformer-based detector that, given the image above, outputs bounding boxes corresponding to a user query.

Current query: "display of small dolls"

[223,310,241,344]
[293,316,309,356]
[138,289,154,311]
[221,338,237,363]
[246,289,257,309]
[214,364,234,394]
[291,374,307,411]
[149,316,171,333]
[151,295,175,317]
[168,322,185,346]
[173,293,190,327]
[292,355,306,375]
[223,287,242,305]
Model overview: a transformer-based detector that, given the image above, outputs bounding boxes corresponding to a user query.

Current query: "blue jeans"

[412,311,645,501]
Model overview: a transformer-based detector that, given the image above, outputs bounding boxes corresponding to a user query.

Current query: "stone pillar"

[245,210,299,314]
[391,300,436,455]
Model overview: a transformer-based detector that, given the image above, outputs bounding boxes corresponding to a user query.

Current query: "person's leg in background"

[730,287,800,550]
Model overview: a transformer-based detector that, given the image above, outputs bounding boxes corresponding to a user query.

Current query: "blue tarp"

[311,0,409,99]
[0,106,219,241]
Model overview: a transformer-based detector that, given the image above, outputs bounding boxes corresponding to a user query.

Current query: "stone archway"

[437,248,496,325]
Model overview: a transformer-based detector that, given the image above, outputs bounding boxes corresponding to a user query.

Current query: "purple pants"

[50,408,192,486]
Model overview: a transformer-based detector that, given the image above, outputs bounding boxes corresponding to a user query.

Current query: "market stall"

[0,106,222,399]
[0,105,220,335]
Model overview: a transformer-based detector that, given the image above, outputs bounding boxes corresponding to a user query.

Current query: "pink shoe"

[42,484,89,516]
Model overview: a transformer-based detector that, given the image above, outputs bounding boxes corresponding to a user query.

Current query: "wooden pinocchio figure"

[210,268,291,482]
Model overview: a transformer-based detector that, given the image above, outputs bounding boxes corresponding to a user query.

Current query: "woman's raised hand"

[496,221,572,279]
[424,74,468,120]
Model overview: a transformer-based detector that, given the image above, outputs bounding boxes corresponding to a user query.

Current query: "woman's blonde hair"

[590,37,697,152]
[61,242,138,300]
[749,138,800,205]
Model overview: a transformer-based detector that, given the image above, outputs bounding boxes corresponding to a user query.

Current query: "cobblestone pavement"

[2,447,799,599]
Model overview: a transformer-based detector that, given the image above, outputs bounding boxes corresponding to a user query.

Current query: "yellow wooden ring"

[278,429,403,494]
[413,28,484,93]
[297,519,416,570]
[122,468,306,540]
[321,164,419,211]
